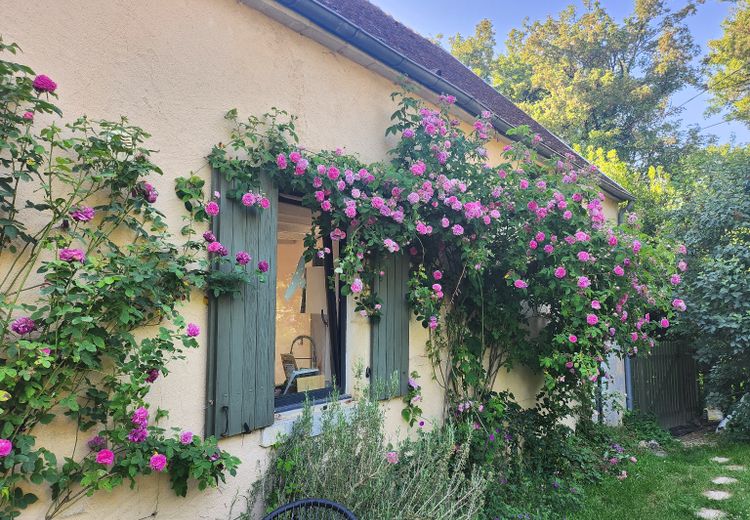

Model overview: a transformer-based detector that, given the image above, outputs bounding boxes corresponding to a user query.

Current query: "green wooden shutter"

[370,254,410,399]
[206,173,277,437]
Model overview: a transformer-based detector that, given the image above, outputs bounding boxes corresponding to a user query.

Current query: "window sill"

[259,394,353,447]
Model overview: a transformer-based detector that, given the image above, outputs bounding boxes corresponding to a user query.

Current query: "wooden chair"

[280,353,319,395]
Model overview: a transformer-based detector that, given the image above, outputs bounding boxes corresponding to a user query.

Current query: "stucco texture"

[1,1,623,518]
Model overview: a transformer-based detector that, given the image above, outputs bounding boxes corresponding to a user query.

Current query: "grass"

[574,440,750,520]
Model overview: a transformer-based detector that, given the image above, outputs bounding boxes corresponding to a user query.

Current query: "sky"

[369,0,749,146]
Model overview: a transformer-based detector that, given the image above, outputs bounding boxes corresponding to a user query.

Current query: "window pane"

[274,202,333,400]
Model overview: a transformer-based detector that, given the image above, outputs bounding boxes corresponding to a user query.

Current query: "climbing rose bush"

[0,40,238,519]
[203,93,682,401]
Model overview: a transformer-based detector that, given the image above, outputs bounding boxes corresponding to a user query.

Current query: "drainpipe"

[619,201,635,411]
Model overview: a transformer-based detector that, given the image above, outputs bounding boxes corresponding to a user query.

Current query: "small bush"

[247,394,487,520]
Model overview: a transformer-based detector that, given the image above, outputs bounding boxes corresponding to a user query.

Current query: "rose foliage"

[0,40,239,519]
[199,91,684,412]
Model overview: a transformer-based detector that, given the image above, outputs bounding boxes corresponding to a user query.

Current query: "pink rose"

[96,449,114,465]
[514,279,528,289]
[149,453,167,472]
[0,439,12,457]
[386,451,399,464]
[586,314,599,326]
[32,74,57,93]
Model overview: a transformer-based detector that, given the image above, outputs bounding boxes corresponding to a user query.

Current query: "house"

[2,1,632,518]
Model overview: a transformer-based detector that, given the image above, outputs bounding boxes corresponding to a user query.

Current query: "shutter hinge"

[365,366,371,378]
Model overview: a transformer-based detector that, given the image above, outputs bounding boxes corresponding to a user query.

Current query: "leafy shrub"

[247,393,487,520]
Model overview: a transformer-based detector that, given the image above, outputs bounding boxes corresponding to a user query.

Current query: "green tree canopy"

[706,0,750,125]
[444,0,703,168]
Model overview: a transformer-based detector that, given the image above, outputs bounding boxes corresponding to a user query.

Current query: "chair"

[262,498,357,519]
[280,353,319,395]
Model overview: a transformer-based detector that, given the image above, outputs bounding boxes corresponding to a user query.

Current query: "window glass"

[274,202,334,402]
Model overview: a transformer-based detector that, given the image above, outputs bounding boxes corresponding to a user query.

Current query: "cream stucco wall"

[2,1,625,518]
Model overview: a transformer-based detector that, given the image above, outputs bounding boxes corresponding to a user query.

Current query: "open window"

[273,199,345,409]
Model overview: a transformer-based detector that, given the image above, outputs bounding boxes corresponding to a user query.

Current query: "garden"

[1,0,749,518]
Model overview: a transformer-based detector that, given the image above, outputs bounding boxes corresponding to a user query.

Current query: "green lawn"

[574,442,750,520]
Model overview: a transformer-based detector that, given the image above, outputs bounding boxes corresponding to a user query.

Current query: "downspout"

[620,201,635,411]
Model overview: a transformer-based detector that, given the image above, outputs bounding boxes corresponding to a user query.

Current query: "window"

[273,200,345,409]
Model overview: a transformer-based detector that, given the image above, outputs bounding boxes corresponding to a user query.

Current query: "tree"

[706,0,750,125]
[673,145,750,438]
[445,1,703,168]
[446,19,497,83]
[575,145,676,235]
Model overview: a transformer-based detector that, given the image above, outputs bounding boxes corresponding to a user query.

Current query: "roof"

[275,0,634,201]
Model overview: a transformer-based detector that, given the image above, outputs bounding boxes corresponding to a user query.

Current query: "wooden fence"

[629,339,702,429]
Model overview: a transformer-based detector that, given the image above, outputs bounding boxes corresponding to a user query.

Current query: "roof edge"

[274,0,634,202]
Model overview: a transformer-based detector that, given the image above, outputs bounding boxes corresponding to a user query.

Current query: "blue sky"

[369,0,749,145]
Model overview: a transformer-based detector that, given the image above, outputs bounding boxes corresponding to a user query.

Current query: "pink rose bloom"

[608,235,618,246]
[433,270,443,280]
[544,244,555,254]
[276,153,287,169]
[529,240,538,250]
[428,316,438,330]
[149,453,167,472]
[578,276,591,288]
[630,457,637,463]
[131,407,149,427]
[613,265,625,276]
[519,179,529,190]
[672,298,687,311]
[59,248,85,263]
[535,232,546,242]
[330,228,347,241]
[257,260,270,273]
[568,335,577,343]
[22,111,34,121]
[241,193,257,206]
[350,278,363,294]
[563,210,572,220]
[260,198,270,209]
[452,224,464,236]
[514,279,528,289]
[591,300,601,310]
[207,241,226,255]
[402,128,415,139]
[410,161,426,176]
[32,74,57,93]
[660,318,669,328]
[320,200,332,212]
[235,251,251,265]
[70,206,95,222]
[565,361,574,369]
[289,151,302,163]
[11,317,36,335]
[632,240,641,253]
[180,431,194,445]
[670,274,681,285]
[186,323,200,337]
[554,267,566,279]
[586,314,599,326]
[386,451,399,464]
[205,201,219,216]
[0,439,12,457]
[678,260,687,272]
[678,244,687,254]
[96,449,114,465]
[577,251,590,262]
